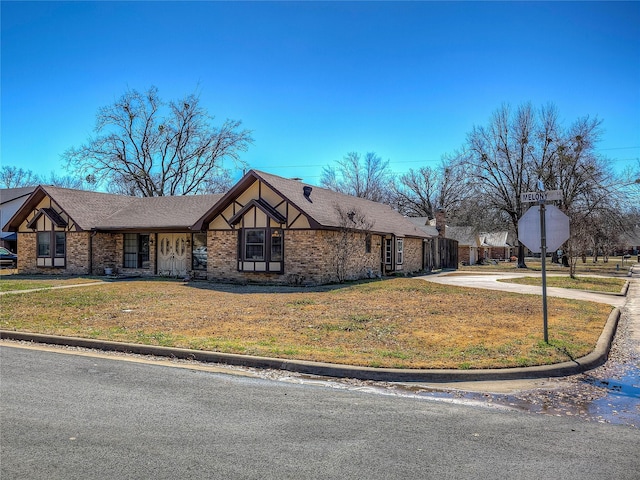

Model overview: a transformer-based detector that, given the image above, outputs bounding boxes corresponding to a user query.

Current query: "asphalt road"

[2,346,639,480]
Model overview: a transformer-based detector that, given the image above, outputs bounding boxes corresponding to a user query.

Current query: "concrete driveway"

[417,270,632,307]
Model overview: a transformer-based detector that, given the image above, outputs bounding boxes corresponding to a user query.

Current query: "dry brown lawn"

[0,277,613,370]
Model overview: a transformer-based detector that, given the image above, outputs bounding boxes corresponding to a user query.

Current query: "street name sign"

[520,190,563,203]
[518,204,570,253]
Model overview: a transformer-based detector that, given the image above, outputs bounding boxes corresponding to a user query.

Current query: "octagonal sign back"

[518,205,570,253]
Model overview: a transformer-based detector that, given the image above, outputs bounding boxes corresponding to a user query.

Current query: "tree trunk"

[517,244,527,268]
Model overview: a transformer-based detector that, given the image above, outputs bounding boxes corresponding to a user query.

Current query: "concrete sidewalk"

[416,270,631,307]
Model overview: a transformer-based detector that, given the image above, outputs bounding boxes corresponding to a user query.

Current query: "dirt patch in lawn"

[0,277,613,370]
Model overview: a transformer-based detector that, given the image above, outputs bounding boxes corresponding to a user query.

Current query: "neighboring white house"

[1,187,37,251]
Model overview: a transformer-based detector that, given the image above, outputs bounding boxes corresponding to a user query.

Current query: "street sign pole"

[520,188,567,345]
[539,200,549,343]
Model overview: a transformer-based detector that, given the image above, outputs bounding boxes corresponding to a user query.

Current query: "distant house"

[1,187,37,252]
[618,226,640,256]
[445,226,481,265]
[406,215,458,270]
[480,231,516,261]
[3,170,449,284]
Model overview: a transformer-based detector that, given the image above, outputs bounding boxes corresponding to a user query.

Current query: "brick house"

[4,170,439,284]
[446,226,481,265]
[4,185,221,276]
[480,231,516,261]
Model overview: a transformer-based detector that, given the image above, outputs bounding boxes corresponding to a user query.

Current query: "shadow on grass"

[182,277,388,294]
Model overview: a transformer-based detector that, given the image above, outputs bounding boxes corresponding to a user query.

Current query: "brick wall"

[401,237,423,273]
[65,232,90,275]
[16,233,36,273]
[16,231,91,275]
[91,232,119,275]
[206,229,384,285]
[206,230,237,280]
[458,246,469,265]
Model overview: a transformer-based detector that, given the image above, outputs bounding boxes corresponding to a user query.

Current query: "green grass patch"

[498,275,626,293]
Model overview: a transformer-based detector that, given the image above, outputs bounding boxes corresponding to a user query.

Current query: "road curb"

[0,307,621,382]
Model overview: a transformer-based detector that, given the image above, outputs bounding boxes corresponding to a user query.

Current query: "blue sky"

[2,1,639,186]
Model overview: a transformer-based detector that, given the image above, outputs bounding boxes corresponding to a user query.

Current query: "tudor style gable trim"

[192,170,318,231]
[228,198,287,226]
[26,207,69,230]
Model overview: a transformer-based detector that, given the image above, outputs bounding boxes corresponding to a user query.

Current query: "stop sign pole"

[539,198,549,343]
[519,188,564,344]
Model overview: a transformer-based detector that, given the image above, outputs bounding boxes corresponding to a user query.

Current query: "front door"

[158,233,188,276]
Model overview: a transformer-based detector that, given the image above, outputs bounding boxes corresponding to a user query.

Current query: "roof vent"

[303,186,313,201]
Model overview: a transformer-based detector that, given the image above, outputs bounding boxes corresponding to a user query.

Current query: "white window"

[396,238,404,265]
[384,238,392,265]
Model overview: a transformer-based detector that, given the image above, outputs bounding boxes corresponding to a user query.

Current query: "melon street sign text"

[520,190,563,203]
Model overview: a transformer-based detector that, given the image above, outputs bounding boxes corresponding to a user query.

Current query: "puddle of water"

[271,370,640,428]
[579,370,640,427]
[581,372,640,398]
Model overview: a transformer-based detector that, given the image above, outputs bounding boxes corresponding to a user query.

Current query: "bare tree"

[40,171,87,189]
[321,152,393,203]
[392,156,470,219]
[63,86,252,196]
[462,103,538,267]
[0,165,87,190]
[462,103,623,274]
[543,115,626,276]
[332,204,376,283]
[201,167,235,194]
[0,166,40,188]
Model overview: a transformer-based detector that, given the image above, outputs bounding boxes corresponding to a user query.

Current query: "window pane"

[244,229,265,260]
[124,234,137,253]
[385,239,392,264]
[271,230,282,261]
[123,234,137,268]
[245,230,265,244]
[55,232,66,257]
[138,235,150,268]
[175,237,185,256]
[192,233,207,270]
[246,244,264,260]
[397,239,404,264]
[37,232,50,257]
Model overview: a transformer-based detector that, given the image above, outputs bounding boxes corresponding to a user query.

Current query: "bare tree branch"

[63,86,252,196]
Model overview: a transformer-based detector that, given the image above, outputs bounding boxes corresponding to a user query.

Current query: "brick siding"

[207,229,385,285]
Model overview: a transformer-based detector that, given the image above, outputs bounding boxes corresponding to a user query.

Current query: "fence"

[424,237,458,271]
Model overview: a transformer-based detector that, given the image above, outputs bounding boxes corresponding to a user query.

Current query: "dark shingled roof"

[445,226,479,247]
[6,171,434,239]
[97,194,223,230]
[406,217,439,237]
[195,170,432,238]
[3,185,222,232]
[0,187,37,205]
